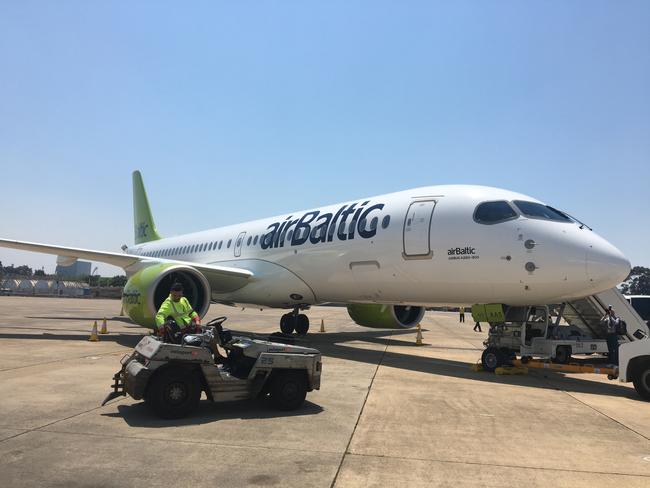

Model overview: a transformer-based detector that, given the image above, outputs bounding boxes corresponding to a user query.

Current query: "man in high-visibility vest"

[155,282,201,339]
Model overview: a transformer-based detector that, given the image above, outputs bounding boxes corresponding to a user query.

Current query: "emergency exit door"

[402,200,436,258]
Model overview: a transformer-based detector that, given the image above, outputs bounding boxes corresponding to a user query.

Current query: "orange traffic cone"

[88,321,99,342]
[415,323,423,346]
[99,317,108,334]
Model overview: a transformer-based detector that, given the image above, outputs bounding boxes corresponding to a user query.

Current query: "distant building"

[55,261,92,279]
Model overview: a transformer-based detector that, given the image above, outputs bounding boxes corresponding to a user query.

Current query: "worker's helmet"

[170,282,184,293]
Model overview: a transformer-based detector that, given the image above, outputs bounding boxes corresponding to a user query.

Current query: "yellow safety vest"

[155,295,198,329]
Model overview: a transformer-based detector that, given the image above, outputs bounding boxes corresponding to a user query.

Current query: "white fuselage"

[127,185,630,309]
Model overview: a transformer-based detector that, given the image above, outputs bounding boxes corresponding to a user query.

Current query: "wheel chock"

[470,363,484,372]
[88,321,100,342]
[119,304,124,316]
[99,317,108,334]
[495,365,528,375]
[319,319,325,333]
[415,323,424,346]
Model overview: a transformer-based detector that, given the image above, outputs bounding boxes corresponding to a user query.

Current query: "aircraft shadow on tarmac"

[0,331,143,348]
[234,328,643,402]
[103,398,323,427]
[25,315,135,324]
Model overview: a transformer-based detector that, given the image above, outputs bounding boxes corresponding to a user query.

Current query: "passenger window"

[247,236,252,246]
[381,215,390,229]
[254,235,258,245]
[287,230,293,241]
[227,239,232,248]
[218,241,223,249]
[474,201,518,224]
[513,201,573,222]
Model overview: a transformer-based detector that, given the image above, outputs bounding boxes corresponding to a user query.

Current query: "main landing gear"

[280,309,310,335]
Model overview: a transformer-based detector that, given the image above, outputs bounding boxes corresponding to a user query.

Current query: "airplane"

[0,171,631,334]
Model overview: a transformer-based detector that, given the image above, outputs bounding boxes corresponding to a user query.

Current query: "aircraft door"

[234,231,246,257]
[403,200,436,258]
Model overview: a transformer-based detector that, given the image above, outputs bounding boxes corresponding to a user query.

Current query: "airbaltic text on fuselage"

[261,201,385,250]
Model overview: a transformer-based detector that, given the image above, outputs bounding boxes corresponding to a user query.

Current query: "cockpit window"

[513,201,573,222]
[474,201,518,224]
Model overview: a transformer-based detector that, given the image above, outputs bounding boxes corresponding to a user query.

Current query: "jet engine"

[121,263,211,328]
[347,304,425,329]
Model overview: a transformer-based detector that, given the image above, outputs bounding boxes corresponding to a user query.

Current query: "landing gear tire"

[280,314,295,334]
[481,347,501,373]
[295,314,309,335]
[145,367,201,419]
[553,346,572,364]
[632,361,650,401]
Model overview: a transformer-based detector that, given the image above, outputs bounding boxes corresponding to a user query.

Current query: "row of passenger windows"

[474,200,574,225]
[139,214,393,258]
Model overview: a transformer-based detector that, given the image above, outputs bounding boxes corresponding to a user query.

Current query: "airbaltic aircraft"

[0,171,631,334]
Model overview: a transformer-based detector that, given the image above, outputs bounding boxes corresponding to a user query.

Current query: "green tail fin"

[132,170,162,244]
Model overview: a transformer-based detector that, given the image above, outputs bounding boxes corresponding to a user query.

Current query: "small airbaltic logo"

[448,246,476,256]
[261,201,385,250]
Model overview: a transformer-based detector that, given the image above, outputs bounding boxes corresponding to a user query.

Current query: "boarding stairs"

[561,288,649,342]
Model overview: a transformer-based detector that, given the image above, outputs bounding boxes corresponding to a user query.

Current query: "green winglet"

[132,170,162,244]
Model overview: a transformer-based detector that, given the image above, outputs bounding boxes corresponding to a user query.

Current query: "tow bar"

[101,370,126,406]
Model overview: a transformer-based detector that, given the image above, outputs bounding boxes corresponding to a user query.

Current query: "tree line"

[0,261,127,287]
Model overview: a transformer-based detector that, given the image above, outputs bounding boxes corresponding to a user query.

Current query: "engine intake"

[122,263,211,328]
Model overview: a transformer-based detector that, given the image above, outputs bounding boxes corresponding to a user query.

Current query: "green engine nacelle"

[347,304,425,329]
[122,263,211,328]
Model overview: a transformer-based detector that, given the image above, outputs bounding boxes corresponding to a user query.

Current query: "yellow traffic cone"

[99,317,108,334]
[319,319,325,333]
[88,321,99,342]
[415,323,423,346]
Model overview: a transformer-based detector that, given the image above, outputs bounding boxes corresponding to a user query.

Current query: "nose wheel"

[280,313,310,335]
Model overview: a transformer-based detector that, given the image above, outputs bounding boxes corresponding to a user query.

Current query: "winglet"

[133,171,162,244]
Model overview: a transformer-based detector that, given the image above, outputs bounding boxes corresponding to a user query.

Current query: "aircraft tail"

[132,170,162,244]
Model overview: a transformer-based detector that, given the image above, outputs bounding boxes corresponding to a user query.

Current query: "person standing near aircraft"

[155,282,201,338]
[602,305,620,365]
[473,321,482,332]
[459,307,465,323]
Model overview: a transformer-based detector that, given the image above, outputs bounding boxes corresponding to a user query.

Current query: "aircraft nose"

[586,239,631,290]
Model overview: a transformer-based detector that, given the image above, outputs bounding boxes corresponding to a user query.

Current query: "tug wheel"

[269,371,307,410]
[632,361,650,401]
[553,346,572,364]
[146,367,201,419]
[481,347,501,373]
[280,314,295,334]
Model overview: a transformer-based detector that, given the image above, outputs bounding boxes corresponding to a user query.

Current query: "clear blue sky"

[1,1,648,276]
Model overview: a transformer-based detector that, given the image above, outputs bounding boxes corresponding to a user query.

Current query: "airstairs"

[561,288,649,342]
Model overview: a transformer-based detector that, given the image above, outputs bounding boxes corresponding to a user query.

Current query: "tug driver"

[155,282,201,338]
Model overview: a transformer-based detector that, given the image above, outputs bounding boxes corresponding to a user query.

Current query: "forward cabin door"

[402,200,436,259]
[234,232,246,257]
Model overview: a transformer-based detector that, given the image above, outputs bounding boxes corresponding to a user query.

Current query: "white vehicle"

[0,171,631,335]
[481,306,609,369]
[625,295,650,324]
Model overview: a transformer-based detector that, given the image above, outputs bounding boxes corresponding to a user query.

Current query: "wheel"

[269,371,307,410]
[481,347,501,372]
[280,314,295,334]
[553,346,571,364]
[145,367,201,419]
[294,314,309,335]
[632,361,650,401]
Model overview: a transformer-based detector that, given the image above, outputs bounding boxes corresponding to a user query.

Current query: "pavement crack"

[330,330,392,488]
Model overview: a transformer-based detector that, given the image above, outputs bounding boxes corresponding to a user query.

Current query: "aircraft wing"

[0,238,253,289]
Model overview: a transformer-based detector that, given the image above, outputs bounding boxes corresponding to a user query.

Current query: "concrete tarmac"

[1,296,650,487]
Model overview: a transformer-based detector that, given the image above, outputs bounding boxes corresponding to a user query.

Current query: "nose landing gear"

[280,309,310,335]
